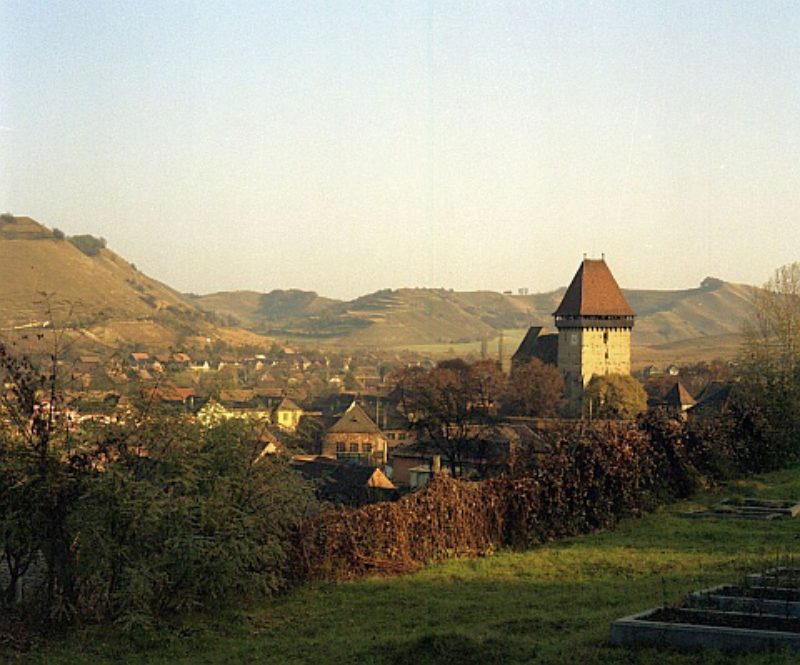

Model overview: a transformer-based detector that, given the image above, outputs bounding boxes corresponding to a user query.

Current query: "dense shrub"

[68,234,107,256]
[0,410,315,629]
[72,418,314,629]
[293,419,701,581]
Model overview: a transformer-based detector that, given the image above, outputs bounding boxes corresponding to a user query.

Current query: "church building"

[554,257,635,416]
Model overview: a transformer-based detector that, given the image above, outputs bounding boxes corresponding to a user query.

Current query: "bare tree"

[745,261,800,377]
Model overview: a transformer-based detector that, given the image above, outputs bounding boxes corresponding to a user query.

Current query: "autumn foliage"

[293,417,709,581]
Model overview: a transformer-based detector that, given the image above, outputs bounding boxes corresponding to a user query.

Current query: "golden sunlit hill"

[0,215,271,353]
[195,278,758,363]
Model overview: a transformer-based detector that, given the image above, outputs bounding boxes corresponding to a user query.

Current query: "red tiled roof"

[554,259,635,317]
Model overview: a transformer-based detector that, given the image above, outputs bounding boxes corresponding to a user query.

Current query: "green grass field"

[14,468,800,665]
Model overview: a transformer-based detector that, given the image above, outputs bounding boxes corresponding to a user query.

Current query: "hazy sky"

[2,1,799,299]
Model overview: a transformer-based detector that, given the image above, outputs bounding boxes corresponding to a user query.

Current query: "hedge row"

[292,416,709,581]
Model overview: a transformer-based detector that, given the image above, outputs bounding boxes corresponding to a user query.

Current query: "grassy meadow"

[13,467,800,665]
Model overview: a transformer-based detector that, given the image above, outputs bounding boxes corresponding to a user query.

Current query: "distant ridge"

[0,215,757,360]
[193,277,757,349]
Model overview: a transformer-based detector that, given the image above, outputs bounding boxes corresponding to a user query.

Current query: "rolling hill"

[193,277,757,358]
[2,214,758,363]
[0,215,271,353]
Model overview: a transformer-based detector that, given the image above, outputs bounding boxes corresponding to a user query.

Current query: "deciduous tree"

[396,359,506,477]
[503,358,564,417]
[584,374,647,420]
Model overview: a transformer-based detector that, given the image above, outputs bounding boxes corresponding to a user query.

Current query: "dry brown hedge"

[292,419,703,581]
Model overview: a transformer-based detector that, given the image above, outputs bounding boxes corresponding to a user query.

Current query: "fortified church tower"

[554,257,635,416]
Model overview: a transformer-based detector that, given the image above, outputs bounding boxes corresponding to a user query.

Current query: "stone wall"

[558,326,631,416]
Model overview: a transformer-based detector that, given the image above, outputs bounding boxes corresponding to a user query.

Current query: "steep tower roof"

[554,258,635,317]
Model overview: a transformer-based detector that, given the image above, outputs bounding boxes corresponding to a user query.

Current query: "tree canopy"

[504,358,564,417]
[583,373,647,420]
[396,359,505,476]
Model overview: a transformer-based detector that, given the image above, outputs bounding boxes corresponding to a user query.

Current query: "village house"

[322,401,389,466]
[389,423,536,487]
[142,386,198,412]
[660,381,696,418]
[75,355,103,374]
[273,396,304,432]
[292,456,396,506]
[688,382,734,419]
[129,352,150,368]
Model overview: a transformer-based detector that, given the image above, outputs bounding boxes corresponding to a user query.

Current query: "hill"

[194,277,756,356]
[1,214,756,362]
[0,215,270,353]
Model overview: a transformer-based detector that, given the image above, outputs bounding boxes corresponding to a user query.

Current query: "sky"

[2,1,800,300]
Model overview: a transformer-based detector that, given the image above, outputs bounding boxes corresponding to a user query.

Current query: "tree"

[503,358,564,417]
[583,374,647,420]
[745,261,800,377]
[0,328,88,616]
[396,359,506,477]
[0,335,316,627]
[737,262,800,467]
[67,234,107,256]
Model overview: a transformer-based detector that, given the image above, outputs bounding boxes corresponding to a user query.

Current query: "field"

[15,467,800,665]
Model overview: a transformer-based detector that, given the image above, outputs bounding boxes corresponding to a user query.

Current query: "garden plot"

[682,497,800,520]
[611,566,800,652]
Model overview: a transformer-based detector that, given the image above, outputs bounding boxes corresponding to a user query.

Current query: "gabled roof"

[512,326,543,362]
[689,383,733,417]
[694,381,727,403]
[143,386,196,403]
[275,396,302,412]
[292,457,396,505]
[219,389,256,405]
[663,381,695,407]
[328,401,381,434]
[511,327,558,367]
[554,258,635,317]
[78,355,102,364]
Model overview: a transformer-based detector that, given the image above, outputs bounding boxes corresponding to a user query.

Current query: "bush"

[584,374,648,419]
[68,234,107,256]
[72,418,315,629]
[293,419,698,581]
[52,228,65,240]
[0,390,315,629]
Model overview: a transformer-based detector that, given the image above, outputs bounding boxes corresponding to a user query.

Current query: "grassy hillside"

[1,214,755,360]
[0,215,271,353]
[17,467,800,664]
[195,277,756,356]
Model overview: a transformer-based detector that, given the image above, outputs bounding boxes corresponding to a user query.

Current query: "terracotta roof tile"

[554,259,635,317]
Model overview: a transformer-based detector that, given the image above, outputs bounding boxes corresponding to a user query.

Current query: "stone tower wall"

[581,327,631,381]
[557,326,631,416]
